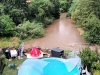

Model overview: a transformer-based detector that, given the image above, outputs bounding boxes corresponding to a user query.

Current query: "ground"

[2,57,26,75]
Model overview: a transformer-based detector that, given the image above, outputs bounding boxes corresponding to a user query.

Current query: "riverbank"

[1,13,100,52]
[24,13,87,50]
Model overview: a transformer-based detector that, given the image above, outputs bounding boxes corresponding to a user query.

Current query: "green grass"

[93,70,100,75]
[0,36,35,48]
[2,56,26,75]
[0,37,21,48]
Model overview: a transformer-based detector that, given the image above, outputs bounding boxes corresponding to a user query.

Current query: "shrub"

[93,70,100,75]
[91,62,100,73]
[0,15,15,36]
[82,14,100,44]
[43,17,54,26]
[68,0,79,16]
[78,47,99,71]
[70,0,100,45]
[59,0,67,12]
[0,3,5,15]
[15,21,45,39]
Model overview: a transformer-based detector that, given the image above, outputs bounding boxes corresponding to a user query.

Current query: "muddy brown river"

[25,13,87,50]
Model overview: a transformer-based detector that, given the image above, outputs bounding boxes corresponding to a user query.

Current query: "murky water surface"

[25,13,87,50]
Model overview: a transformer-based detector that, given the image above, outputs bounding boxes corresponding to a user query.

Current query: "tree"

[0,3,5,15]
[70,0,100,44]
[0,0,29,25]
[82,14,100,44]
[59,0,67,12]
[68,0,79,16]
[50,0,60,19]
[0,15,15,36]
[0,0,61,38]
[9,8,26,25]
[28,0,59,26]
[78,47,99,71]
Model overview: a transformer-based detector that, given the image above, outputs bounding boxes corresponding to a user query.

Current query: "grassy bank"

[0,37,21,48]
[0,37,34,48]
[2,57,26,75]
[0,37,30,75]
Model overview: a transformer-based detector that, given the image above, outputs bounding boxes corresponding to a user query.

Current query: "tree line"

[0,0,59,39]
[68,0,100,45]
[1,0,100,46]
[0,0,72,39]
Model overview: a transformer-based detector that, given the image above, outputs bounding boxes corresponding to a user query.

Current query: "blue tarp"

[18,57,81,75]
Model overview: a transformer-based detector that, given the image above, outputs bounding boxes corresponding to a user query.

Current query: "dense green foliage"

[15,21,44,39]
[82,14,100,44]
[0,0,74,39]
[1,0,100,45]
[28,0,56,26]
[67,0,79,17]
[91,62,100,73]
[59,0,72,12]
[68,0,100,44]
[0,15,15,36]
[78,47,99,71]
[0,0,61,39]
[79,47,99,66]
[50,0,60,19]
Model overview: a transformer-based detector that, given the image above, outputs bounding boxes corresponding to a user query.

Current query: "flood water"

[25,13,87,50]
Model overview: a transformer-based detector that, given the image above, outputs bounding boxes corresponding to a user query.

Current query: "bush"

[93,70,100,75]
[0,3,5,15]
[59,0,67,12]
[82,14,100,44]
[0,15,15,36]
[70,0,100,45]
[59,0,73,13]
[91,62,100,73]
[43,17,54,26]
[68,0,79,16]
[28,0,60,22]
[15,21,45,39]
[78,47,99,71]
[9,8,26,25]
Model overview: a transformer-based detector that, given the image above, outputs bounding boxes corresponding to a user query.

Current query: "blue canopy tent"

[18,57,81,75]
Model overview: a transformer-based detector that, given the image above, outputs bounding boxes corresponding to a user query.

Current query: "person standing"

[20,42,25,59]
